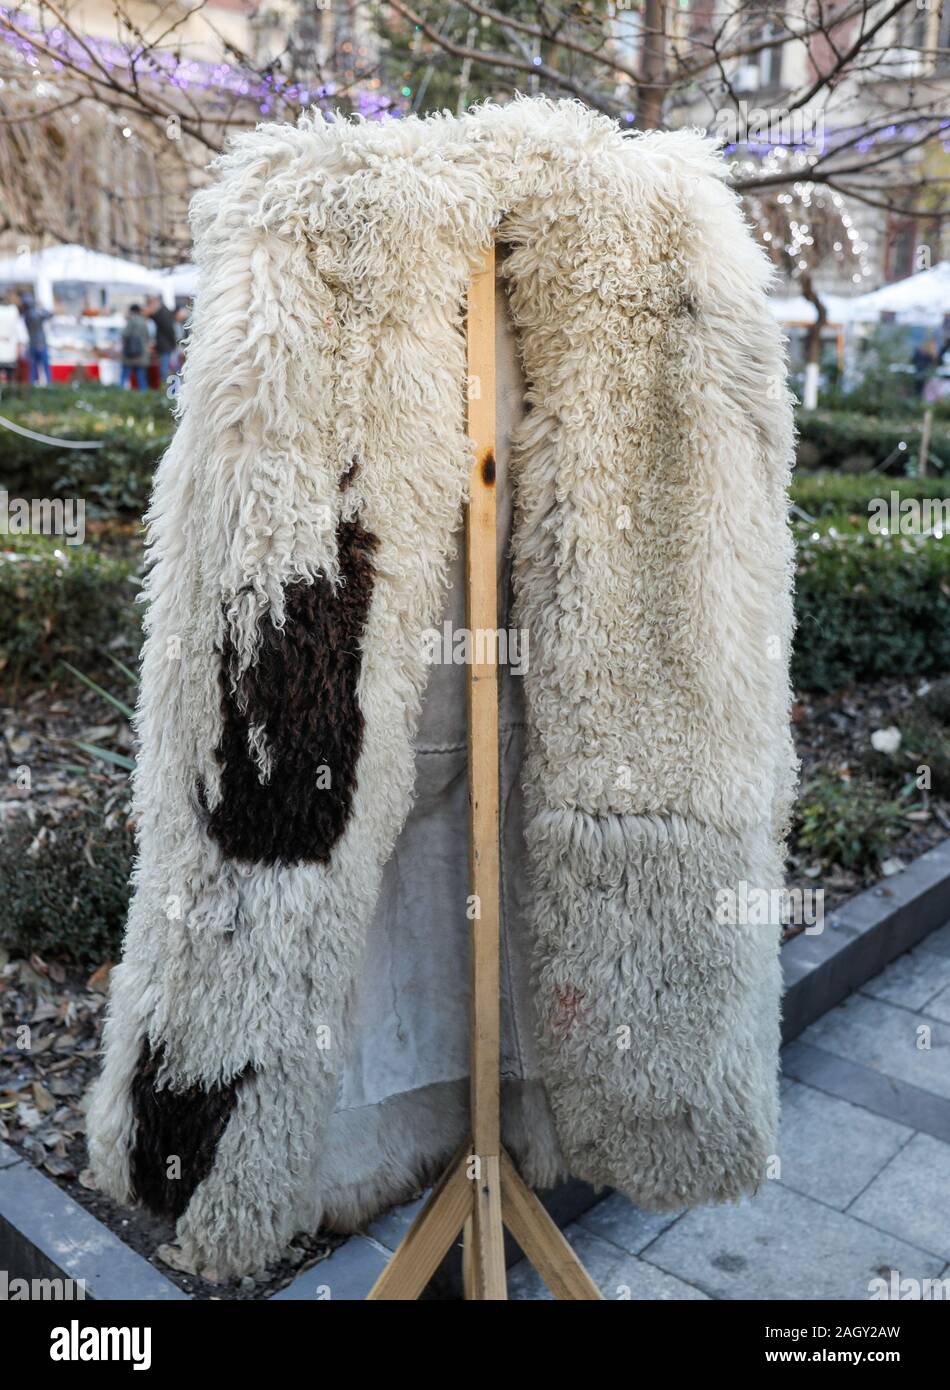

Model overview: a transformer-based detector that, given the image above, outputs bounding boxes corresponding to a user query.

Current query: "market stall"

[0,244,168,383]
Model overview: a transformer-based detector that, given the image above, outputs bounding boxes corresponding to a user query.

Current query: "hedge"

[0,799,133,962]
[5,384,950,700]
[0,386,170,517]
[791,471,950,522]
[790,479,950,693]
[794,530,950,691]
[0,383,170,419]
[0,534,141,688]
[795,410,950,475]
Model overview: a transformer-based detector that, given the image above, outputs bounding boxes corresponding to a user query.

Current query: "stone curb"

[0,1142,187,1300]
[781,836,950,1043]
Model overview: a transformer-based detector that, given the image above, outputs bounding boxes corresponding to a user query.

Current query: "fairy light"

[0,7,399,119]
[739,122,879,284]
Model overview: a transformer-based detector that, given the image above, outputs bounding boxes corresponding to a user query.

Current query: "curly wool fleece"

[87,98,797,1278]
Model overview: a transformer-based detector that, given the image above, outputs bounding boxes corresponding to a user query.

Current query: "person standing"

[146,295,178,385]
[0,300,27,382]
[912,337,939,396]
[120,304,151,390]
[19,291,52,385]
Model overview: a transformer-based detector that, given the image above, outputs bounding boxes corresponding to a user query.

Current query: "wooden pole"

[366,245,602,1301]
[466,244,500,1158]
[463,245,507,1299]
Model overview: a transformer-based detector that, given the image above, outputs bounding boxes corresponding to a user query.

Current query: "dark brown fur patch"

[129,1040,250,1221]
[339,455,360,490]
[202,516,378,866]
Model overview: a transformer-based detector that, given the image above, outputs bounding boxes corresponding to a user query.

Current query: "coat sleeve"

[513,130,797,1208]
[87,113,477,1279]
[85,125,378,1278]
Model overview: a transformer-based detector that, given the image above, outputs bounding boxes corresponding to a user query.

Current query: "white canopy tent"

[767,263,950,332]
[0,244,167,310]
[767,291,859,327]
[768,269,950,407]
[847,261,950,327]
[158,263,199,300]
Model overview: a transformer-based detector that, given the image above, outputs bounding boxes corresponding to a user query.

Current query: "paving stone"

[776,1082,912,1210]
[782,1041,950,1145]
[849,1133,950,1261]
[575,1191,682,1254]
[644,1182,944,1301]
[366,1194,427,1251]
[924,983,950,1024]
[799,994,950,1100]
[507,1225,708,1301]
[919,921,950,959]
[271,1235,387,1300]
[861,946,950,1011]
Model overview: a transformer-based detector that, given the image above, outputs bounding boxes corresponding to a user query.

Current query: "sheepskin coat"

[87,98,797,1280]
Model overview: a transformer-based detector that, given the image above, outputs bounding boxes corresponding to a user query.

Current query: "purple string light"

[0,7,397,119]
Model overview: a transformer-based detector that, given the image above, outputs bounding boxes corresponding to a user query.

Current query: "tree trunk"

[637,0,667,131]
[800,273,828,411]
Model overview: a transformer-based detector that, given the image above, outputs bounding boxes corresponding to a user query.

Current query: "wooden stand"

[366,246,603,1301]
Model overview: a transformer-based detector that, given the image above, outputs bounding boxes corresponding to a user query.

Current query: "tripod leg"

[500,1149,604,1301]
[366,1144,472,1300]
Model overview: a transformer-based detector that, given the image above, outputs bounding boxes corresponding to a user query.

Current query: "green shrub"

[817,333,923,417]
[793,531,950,692]
[794,773,908,873]
[794,410,950,475]
[0,383,170,418]
[0,534,140,688]
[0,386,171,517]
[791,471,950,522]
[0,799,133,962]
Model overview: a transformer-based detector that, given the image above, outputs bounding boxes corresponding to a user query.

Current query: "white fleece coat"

[87,98,797,1279]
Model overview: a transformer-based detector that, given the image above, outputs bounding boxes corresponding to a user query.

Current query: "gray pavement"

[508,922,950,1300]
